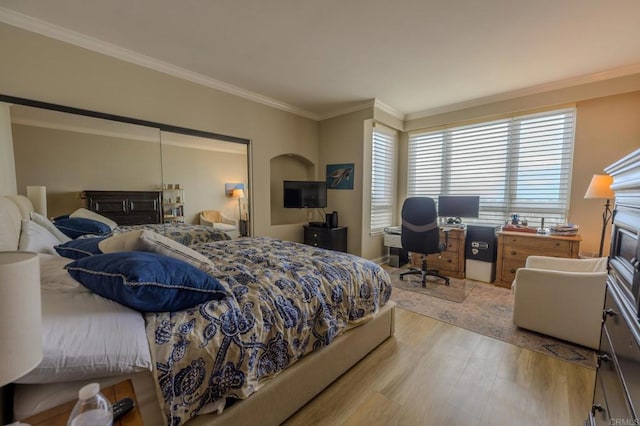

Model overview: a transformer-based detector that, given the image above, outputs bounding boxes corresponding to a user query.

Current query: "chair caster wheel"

[445,280,450,286]
[399,275,404,281]
[421,283,427,288]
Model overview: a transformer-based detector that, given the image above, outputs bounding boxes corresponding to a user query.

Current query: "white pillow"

[99,229,215,270]
[16,289,152,384]
[70,208,118,230]
[18,220,61,256]
[38,253,89,292]
[30,212,71,243]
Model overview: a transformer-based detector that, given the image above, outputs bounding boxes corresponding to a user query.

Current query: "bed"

[1,195,396,425]
[111,223,231,246]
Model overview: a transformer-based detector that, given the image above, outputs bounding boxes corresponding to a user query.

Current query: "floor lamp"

[584,174,614,257]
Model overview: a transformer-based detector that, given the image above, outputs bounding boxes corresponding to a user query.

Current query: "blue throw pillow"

[65,252,228,312]
[54,237,106,259]
[54,217,112,239]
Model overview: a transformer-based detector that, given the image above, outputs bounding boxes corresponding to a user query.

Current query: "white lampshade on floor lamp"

[0,252,42,387]
[584,174,614,257]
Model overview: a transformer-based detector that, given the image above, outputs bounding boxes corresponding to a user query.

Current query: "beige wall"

[0,23,319,239]
[572,91,640,255]
[319,108,373,255]
[161,144,247,224]
[12,123,162,217]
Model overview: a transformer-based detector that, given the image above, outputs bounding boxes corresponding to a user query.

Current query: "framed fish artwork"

[326,163,354,190]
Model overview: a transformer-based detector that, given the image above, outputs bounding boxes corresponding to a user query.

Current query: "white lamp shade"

[27,186,47,217]
[584,174,614,199]
[0,252,42,386]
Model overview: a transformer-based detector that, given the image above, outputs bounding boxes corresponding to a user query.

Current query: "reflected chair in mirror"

[399,197,450,287]
[199,210,238,237]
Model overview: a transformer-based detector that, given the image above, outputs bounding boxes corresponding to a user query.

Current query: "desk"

[495,231,581,288]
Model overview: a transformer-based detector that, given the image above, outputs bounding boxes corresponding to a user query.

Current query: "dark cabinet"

[303,226,347,252]
[83,190,162,225]
[588,148,640,425]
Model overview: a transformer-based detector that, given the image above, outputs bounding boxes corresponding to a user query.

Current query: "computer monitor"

[438,195,480,221]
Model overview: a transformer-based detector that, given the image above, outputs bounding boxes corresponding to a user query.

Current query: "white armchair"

[512,255,608,349]
[199,210,238,238]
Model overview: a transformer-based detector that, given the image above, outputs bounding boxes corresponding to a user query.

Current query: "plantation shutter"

[371,125,396,233]
[408,108,575,227]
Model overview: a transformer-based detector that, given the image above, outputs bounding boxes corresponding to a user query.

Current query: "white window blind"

[408,108,575,226]
[371,126,396,233]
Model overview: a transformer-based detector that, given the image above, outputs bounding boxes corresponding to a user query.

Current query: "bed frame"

[1,195,396,425]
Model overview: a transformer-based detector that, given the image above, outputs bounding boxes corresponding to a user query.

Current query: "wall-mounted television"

[283,181,327,208]
[438,195,480,219]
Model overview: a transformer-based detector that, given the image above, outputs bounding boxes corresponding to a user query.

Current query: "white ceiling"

[2,0,640,120]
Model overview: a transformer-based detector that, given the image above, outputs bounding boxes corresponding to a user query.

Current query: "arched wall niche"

[270,153,316,226]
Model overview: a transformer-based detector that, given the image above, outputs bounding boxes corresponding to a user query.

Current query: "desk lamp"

[584,174,614,257]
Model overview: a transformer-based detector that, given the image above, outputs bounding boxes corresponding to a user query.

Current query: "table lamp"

[0,252,42,387]
[26,186,47,218]
[584,174,614,257]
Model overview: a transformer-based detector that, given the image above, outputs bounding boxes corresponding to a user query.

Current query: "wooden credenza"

[495,231,581,288]
[586,148,640,425]
[410,227,465,279]
[83,190,163,226]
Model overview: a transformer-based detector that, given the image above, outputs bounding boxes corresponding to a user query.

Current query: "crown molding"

[318,99,405,121]
[372,99,404,120]
[405,63,640,121]
[0,7,320,121]
[318,100,375,120]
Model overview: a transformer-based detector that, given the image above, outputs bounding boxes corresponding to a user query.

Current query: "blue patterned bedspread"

[145,237,392,425]
[112,223,230,246]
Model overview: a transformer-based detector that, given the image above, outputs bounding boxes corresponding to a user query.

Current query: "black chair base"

[399,258,450,287]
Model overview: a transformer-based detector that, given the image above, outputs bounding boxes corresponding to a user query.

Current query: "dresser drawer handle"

[510,250,517,256]
[603,308,617,320]
[591,404,604,414]
[313,233,318,237]
[596,354,610,368]
[510,268,516,274]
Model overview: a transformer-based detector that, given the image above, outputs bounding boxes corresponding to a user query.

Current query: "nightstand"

[21,379,143,426]
[303,225,348,252]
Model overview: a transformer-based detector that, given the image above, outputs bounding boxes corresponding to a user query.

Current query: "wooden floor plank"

[284,308,595,426]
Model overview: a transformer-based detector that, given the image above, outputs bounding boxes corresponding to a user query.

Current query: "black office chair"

[399,197,450,287]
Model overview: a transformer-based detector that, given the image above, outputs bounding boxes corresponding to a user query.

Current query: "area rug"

[386,267,596,369]
[385,266,476,303]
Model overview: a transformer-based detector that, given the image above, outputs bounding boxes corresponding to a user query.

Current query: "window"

[371,125,396,233]
[408,108,575,226]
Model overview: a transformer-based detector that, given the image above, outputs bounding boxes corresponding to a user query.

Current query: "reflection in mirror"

[10,105,161,218]
[160,131,249,229]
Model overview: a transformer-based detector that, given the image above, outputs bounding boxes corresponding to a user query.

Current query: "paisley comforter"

[145,237,392,425]
[112,223,230,246]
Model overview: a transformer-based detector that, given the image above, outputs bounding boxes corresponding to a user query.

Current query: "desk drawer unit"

[409,228,465,279]
[495,231,581,288]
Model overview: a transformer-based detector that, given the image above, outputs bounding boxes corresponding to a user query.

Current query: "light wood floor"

[284,308,595,426]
